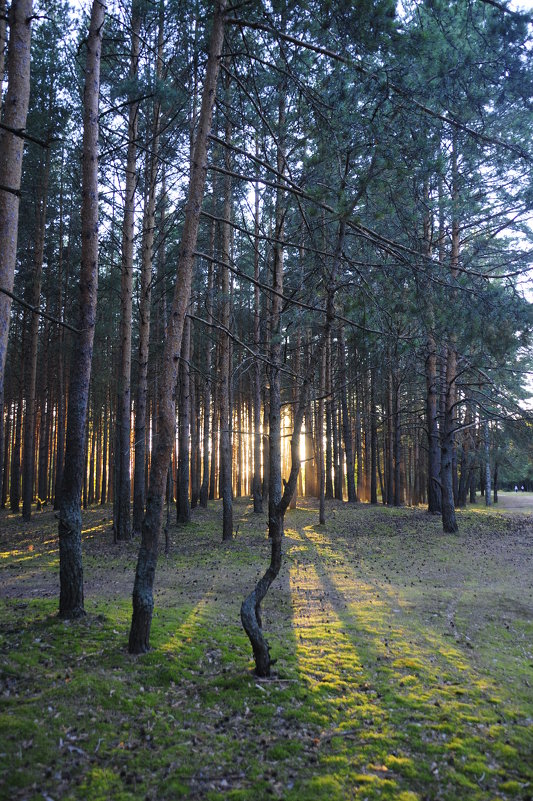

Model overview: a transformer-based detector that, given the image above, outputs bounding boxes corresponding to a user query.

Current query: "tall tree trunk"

[441,345,458,532]
[54,160,67,510]
[484,420,492,507]
[318,345,326,524]
[22,148,51,520]
[114,6,140,540]
[386,367,394,505]
[132,2,163,537]
[37,312,51,505]
[2,403,10,508]
[176,315,191,525]
[200,208,215,507]
[252,173,262,513]
[219,96,233,540]
[441,143,460,534]
[325,335,334,501]
[370,367,378,504]
[338,325,356,502]
[11,372,23,512]
[129,1,226,653]
[0,0,32,502]
[58,0,104,618]
[426,335,442,514]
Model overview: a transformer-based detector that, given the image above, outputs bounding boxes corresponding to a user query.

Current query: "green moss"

[0,499,531,801]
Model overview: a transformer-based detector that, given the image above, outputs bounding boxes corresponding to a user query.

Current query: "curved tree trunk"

[58,0,105,619]
[129,0,226,653]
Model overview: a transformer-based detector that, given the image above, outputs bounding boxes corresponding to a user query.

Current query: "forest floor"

[0,497,532,801]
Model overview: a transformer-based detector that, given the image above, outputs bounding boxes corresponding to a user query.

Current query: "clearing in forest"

[0,499,532,801]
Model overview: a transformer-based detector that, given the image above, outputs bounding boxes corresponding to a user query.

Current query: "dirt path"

[494,491,533,513]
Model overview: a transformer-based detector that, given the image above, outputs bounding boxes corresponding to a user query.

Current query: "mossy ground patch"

[1,499,531,800]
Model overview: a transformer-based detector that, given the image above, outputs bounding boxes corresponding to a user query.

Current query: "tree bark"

[0,0,32,503]
[129,0,226,653]
[338,325,356,502]
[426,335,442,514]
[252,174,262,513]
[199,208,215,507]
[484,419,492,506]
[370,367,378,504]
[219,92,233,540]
[132,2,164,537]
[114,6,140,541]
[176,315,191,525]
[58,0,104,619]
[22,147,51,520]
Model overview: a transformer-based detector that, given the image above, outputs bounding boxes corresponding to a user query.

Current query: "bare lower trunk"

[370,367,377,504]
[129,1,226,652]
[338,325,356,503]
[318,347,326,524]
[58,0,104,618]
[484,420,492,507]
[441,346,458,533]
[176,315,191,526]
[426,337,442,514]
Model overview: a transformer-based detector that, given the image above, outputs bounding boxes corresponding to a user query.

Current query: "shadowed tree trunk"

[484,419,492,507]
[252,173,262,514]
[0,0,32,502]
[58,0,105,619]
[441,143,460,534]
[22,147,50,520]
[114,5,140,541]
[129,0,226,654]
[176,314,191,526]
[426,334,442,514]
[370,367,378,504]
[199,206,215,508]
[132,1,164,537]
[338,323,356,503]
[219,91,233,540]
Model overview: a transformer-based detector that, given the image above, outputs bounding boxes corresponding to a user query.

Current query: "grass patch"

[0,499,532,800]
